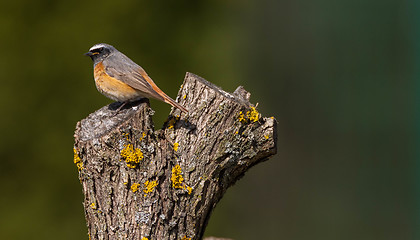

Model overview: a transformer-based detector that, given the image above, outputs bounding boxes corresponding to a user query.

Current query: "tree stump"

[73,73,277,240]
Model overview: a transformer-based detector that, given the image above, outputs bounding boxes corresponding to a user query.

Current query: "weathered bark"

[73,73,277,240]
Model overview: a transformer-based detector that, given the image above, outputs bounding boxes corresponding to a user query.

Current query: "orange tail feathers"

[163,96,188,113]
[139,72,188,113]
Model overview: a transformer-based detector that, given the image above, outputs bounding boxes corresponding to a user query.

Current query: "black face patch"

[87,46,112,63]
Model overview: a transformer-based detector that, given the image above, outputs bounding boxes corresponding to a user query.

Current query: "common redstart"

[85,43,188,113]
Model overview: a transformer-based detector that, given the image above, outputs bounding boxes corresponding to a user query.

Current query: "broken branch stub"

[73,72,277,240]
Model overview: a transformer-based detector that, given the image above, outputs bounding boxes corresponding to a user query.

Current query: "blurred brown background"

[0,0,416,239]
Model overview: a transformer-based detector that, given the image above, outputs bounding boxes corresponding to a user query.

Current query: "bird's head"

[85,43,116,63]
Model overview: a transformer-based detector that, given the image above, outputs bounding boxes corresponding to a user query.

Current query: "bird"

[85,43,188,113]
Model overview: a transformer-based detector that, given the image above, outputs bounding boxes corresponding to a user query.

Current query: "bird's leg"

[115,102,128,112]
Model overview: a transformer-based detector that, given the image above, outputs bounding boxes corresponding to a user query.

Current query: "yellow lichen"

[123,132,129,140]
[143,180,158,196]
[185,186,192,195]
[131,183,141,192]
[167,116,176,129]
[167,115,181,129]
[238,107,260,123]
[247,107,260,122]
[183,94,187,99]
[139,132,147,141]
[264,135,269,139]
[173,142,179,152]
[90,202,97,210]
[73,148,83,171]
[181,236,191,240]
[141,238,149,240]
[238,111,247,123]
[120,144,143,168]
[171,165,192,194]
[171,165,184,189]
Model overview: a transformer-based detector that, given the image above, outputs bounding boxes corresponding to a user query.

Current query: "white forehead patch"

[89,43,107,52]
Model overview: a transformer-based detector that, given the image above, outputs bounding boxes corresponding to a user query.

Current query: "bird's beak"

[84,52,93,56]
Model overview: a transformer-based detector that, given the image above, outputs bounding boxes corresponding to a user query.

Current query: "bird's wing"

[102,53,189,113]
[102,54,165,101]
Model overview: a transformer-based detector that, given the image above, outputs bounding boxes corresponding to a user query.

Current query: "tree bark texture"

[73,73,277,240]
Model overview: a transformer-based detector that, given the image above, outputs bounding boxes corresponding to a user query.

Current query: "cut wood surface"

[73,72,277,240]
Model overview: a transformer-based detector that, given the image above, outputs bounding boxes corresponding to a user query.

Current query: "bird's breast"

[93,62,143,102]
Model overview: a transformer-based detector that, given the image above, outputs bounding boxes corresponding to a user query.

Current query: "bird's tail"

[139,72,188,113]
[162,95,188,114]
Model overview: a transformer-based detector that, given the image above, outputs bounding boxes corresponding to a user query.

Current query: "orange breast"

[93,62,143,102]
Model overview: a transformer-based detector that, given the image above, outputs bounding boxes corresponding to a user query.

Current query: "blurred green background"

[0,0,416,239]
